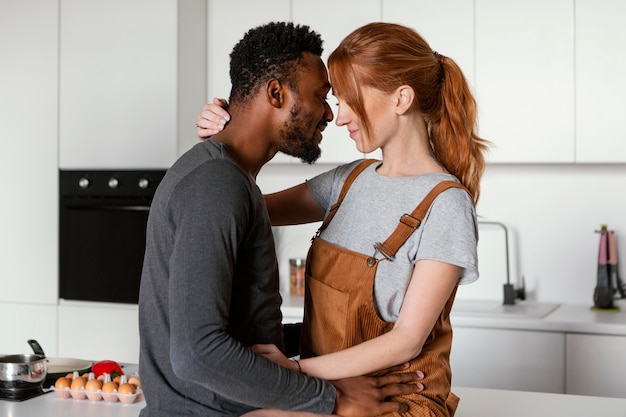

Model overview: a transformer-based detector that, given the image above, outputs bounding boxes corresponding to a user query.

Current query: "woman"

[198,22,488,417]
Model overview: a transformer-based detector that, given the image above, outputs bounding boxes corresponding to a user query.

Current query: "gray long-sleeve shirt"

[138,139,335,416]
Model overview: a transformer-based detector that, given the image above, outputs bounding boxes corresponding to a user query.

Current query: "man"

[138,22,421,416]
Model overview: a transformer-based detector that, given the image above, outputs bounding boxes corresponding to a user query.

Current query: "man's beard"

[277,104,322,164]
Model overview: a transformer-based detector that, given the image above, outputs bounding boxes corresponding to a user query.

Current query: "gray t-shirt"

[307,160,479,322]
[139,139,335,416]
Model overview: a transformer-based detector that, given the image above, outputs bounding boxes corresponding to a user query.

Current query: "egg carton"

[51,386,144,404]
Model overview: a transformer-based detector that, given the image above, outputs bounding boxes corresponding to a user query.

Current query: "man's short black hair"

[228,21,323,104]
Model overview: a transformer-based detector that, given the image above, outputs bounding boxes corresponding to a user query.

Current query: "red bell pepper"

[91,360,124,378]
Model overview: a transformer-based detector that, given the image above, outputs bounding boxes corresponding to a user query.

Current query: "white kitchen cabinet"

[575,0,626,162]
[379,0,475,163]
[58,302,140,364]
[475,0,575,163]
[59,0,178,169]
[0,0,59,305]
[0,303,58,357]
[206,0,294,163]
[292,0,380,163]
[381,0,475,89]
[566,333,626,398]
[450,327,566,393]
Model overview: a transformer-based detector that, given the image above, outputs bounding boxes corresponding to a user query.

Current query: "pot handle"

[27,339,46,356]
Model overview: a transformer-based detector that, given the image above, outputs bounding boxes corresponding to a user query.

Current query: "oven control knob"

[78,177,90,189]
[138,178,149,189]
[108,177,119,189]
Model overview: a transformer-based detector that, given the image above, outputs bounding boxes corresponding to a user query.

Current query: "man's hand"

[331,371,424,416]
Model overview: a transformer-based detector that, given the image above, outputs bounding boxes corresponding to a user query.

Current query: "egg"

[127,375,141,388]
[85,378,103,401]
[70,376,86,400]
[54,377,71,398]
[101,381,118,402]
[117,383,135,395]
[117,382,137,404]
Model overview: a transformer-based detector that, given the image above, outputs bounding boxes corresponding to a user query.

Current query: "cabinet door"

[206,0,294,163]
[0,303,58,357]
[0,0,58,304]
[575,0,626,162]
[59,0,177,169]
[451,327,565,393]
[380,0,475,163]
[475,0,574,163]
[292,0,380,163]
[382,0,475,88]
[58,303,140,364]
[566,333,626,398]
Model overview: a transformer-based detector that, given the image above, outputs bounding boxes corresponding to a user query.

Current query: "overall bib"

[300,160,466,417]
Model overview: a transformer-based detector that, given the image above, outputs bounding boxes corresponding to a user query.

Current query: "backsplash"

[258,162,626,305]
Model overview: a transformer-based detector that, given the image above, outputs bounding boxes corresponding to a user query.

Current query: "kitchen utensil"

[608,230,626,298]
[26,339,91,386]
[0,353,47,397]
[594,225,615,309]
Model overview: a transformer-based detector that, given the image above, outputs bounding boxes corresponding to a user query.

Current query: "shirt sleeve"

[306,160,365,215]
[415,187,479,285]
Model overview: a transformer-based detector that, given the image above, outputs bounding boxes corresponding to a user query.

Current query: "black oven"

[59,170,166,304]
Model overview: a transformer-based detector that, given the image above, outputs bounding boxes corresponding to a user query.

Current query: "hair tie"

[432,50,444,66]
[432,51,445,83]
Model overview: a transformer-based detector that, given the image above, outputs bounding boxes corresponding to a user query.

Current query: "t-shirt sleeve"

[415,187,479,285]
[306,160,365,216]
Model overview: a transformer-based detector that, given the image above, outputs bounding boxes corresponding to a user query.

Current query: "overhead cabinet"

[205,0,626,164]
[575,0,626,162]
[59,0,178,169]
[475,0,575,163]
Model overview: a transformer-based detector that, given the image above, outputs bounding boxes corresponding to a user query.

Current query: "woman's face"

[334,86,397,154]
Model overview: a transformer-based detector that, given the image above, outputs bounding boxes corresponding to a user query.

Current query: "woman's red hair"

[328,22,489,203]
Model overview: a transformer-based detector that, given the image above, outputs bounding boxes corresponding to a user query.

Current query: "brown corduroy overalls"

[300,160,467,417]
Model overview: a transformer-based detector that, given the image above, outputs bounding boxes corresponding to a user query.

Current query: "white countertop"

[282,295,626,336]
[451,299,626,336]
[3,386,625,417]
[453,386,626,417]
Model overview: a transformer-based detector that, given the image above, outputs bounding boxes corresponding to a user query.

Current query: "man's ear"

[395,85,415,115]
[266,79,288,108]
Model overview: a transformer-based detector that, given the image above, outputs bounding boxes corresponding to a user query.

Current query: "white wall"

[258,162,626,306]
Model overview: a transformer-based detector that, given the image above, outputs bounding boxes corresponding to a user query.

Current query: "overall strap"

[375,181,469,260]
[317,159,378,234]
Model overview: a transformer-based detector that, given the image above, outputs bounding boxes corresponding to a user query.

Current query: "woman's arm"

[265,183,325,226]
[298,260,461,380]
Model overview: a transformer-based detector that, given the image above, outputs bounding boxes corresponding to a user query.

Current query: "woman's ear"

[266,79,287,108]
[395,85,415,115]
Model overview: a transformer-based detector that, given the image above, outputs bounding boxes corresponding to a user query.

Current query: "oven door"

[59,198,151,304]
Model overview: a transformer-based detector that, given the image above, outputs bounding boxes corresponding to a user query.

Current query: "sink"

[452,300,560,319]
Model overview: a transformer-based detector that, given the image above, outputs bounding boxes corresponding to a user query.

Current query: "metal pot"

[0,353,47,396]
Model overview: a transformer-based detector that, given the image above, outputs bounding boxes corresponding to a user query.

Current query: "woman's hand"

[196,97,230,139]
[250,344,299,372]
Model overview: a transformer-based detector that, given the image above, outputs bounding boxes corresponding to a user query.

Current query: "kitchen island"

[3,386,625,417]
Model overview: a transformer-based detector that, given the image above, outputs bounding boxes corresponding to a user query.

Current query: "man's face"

[276,53,333,164]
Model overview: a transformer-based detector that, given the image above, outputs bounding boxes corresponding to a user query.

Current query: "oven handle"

[64,205,151,212]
